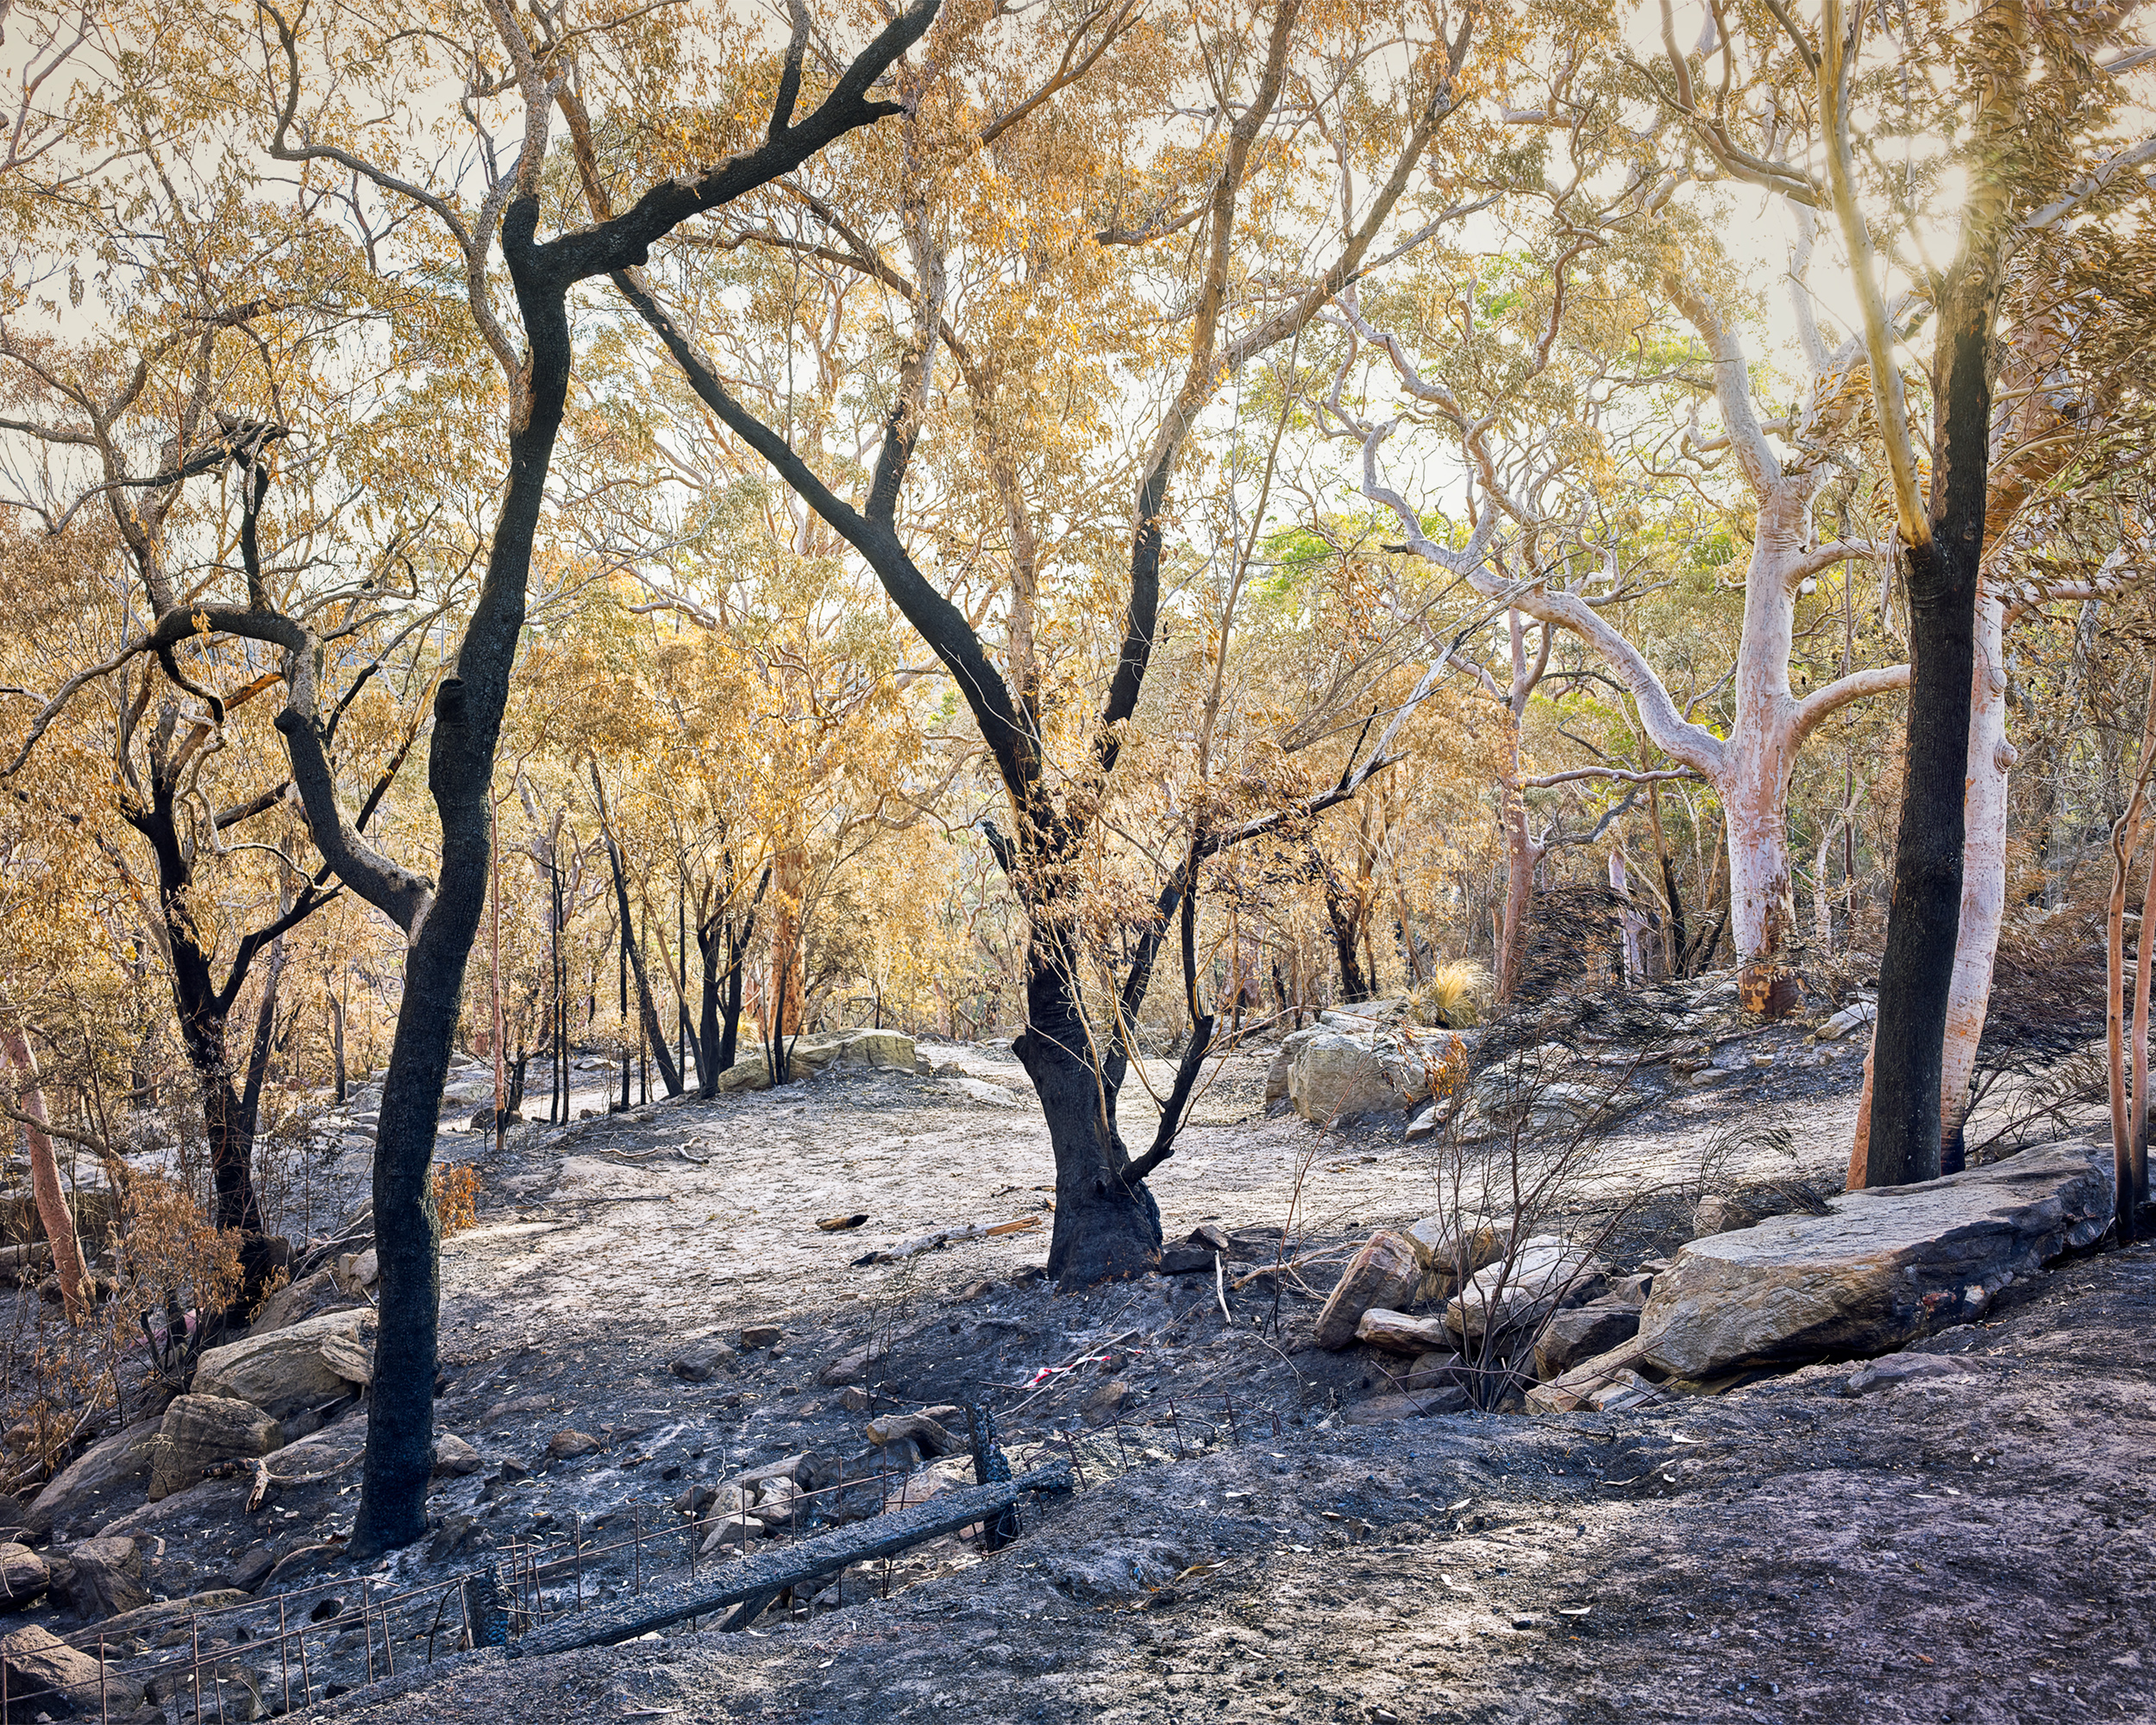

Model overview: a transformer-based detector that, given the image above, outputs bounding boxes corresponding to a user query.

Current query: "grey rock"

[1288,1026,1463,1123]
[22,1417,165,1541]
[432,1433,482,1477]
[1840,1352,1985,1397]
[0,1542,47,1610]
[225,1544,276,1592]
[813,1349,868,1387]
[247,1266,359,1336]
[50,1535,144,1620]
[1,1622,143,1714]
[1534,1299,1644,1380]
[1337,1387,1470,1424]
[1637,1139,2112,1381]
[1814,1000,1877,1041]
[147,1396,285,1502]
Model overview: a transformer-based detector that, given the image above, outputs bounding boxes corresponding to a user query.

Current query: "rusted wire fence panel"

[9,1389,1269,1717]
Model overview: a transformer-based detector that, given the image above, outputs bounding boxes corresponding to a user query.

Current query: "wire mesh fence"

[3,1393,1278,1722]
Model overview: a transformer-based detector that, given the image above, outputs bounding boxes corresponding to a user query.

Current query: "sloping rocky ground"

[3,972,2140,1722]
[312,1239,2156,1725]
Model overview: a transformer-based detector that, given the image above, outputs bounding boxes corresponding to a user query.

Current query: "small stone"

[739,1325,785,1351]
[1079,1380,1128,1428]
[1840,1352,1981,1397]
[816,1351,871,1387]
[427,1515,482,1563]
[864,1413,960,1456]
[1399,1350,1462,1391]
[225,1545,276,1594]
[1354,1308,1451,1354]
[547,1430,601,1460]
[669,1343,738,1383]
[432,1433,483,1477]
[837,1386,872,1412]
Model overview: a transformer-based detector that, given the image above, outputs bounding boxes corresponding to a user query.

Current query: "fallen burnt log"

[508,1458,1073,1657]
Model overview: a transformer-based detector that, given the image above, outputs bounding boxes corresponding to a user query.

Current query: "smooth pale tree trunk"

[3,1030,87,1322]
[1812,826,1836,955]
[1351,288,1906,1015]
[1937,585,2013,1168]
[1609,846,1644,985]
[1494,732,1540,1003]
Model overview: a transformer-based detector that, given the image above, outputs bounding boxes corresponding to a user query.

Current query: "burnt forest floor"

[42,993,2149,1725]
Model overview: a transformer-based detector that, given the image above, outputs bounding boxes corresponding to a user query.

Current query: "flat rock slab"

[1637,1139,2112,1380]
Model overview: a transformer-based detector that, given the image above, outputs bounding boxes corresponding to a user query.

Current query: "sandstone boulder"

[1265,1027,1322,1104]
[716,1057,771,1093]
[1287,1026,1463,1123]
[0,1623,142,1715]
[1445,1237,1601,1340]
[20,1416,164,1540]
[793,1029,918,1073]
[147,1396,284,1502]
[1312,1231,1420,1349]
[0,1542,46,1610]
[1354,1308,1450,1354]
[1635,1139,2112,1381]
[191,1306,375,1419]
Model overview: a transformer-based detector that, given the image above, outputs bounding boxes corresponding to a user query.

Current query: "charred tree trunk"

[1313,845,1373,1002]
[1012,919,1161,1287]
[1861,260,1994,1189]
[593,792,682,1098]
